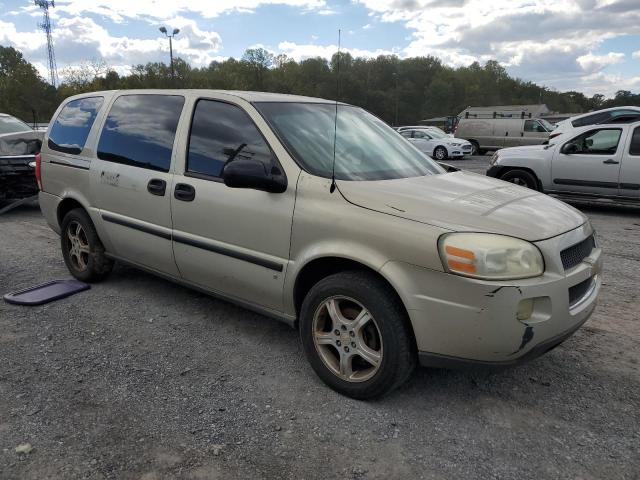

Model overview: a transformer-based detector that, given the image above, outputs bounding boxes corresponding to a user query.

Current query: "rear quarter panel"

[39,92,114,240]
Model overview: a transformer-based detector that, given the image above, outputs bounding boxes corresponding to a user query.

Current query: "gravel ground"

[1,156,639,479]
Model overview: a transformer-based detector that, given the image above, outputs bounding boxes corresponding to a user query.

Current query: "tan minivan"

[38,90,602,398]
[456,117,553,153]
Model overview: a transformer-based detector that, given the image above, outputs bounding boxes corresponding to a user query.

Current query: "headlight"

[439,233,544,280]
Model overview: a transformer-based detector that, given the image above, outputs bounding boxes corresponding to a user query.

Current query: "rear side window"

[187,99,275,178]
[48,97,103,154]
[572,109,640,128]
[630,127,640,156]
[97,95,184,172]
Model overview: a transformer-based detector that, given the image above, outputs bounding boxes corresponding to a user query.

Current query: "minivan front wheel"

[61,208,113,282]
[300,271,416,399]
[499,169,539,190]
[433,146,448,160]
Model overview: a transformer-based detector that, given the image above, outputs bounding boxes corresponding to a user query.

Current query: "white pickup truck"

[487,120,640,204]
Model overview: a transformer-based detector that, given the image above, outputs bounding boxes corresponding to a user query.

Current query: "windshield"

[425,129,448,138]
[0,115,32,135]
[255,102,444,181]
[538,119,555,131]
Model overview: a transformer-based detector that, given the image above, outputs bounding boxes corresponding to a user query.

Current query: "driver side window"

[524,120,544,133]
[564,128,622,155]
[187,99,275,179]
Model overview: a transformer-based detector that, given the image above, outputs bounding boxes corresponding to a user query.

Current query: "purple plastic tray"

[3,279,90,306]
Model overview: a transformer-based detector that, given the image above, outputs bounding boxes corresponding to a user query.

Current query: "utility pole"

[392,72,399,126]
[34,0,58,87]
[159,26,180,79]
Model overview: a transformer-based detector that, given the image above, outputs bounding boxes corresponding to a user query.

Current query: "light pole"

[159,26,180,79]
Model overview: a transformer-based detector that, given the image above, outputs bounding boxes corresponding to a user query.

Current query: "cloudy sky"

[1,0,639,96]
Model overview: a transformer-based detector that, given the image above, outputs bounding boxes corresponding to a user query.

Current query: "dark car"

[0,113,43,202]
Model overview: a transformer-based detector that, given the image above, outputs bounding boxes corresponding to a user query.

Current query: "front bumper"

[381,223,601,366]
[486,165,501,178]
[0,155,38,200]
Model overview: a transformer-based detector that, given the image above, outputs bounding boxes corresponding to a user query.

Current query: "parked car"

[397,125,452,137]
[487,120,640,203]
[455,117,554,154]
[550,106,640,141]
[399,128,472,160]
[39,90,601,398]
[0,113,43,202]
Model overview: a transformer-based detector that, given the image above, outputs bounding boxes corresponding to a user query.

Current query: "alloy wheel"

[67,220,90,272]
[312,296,383,382]
[507,177,528,187]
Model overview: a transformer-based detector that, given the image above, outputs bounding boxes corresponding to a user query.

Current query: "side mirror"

[561,143,579,155]
[222,159,287,193]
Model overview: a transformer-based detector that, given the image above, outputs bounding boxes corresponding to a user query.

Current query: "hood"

[0,130,43,157]
[443,138,470,146]
[338,171,586,242]
[494,141,555,164]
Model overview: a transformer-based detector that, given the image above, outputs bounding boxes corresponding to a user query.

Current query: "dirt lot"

[1,158,639,479]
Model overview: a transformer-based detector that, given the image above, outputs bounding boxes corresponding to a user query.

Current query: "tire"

[499,169,539,190]
[433,146,448,160]
[299,271,416,399]
[469,140,480,156]
[60,208,113,282]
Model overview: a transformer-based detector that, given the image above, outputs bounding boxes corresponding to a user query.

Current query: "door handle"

[603,159,619,165]
[520,132,524,137]
[505,132,509,136]
[147,178,166,196]
[174,183,196,202]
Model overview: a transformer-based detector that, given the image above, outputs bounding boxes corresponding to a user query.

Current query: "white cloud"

[0,15,223,80]
[576,52,625,73]
[354,0,640,95]
[277,41,396,61]
[633,50,640,60]
[51,0,327,22]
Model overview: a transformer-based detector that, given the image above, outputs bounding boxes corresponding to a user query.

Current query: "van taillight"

[35,152,43,190]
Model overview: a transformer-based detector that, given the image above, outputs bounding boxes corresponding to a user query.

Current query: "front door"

[171,98,296,312]
[521,119,549,146]
[409,130,437,156]
[620,125,640,199]
[551,127,624,196]
[91,93,186,276]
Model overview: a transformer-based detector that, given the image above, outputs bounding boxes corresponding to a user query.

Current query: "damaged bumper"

[0,155,38,200]
[0,130,42,200]
[380,223,601,368]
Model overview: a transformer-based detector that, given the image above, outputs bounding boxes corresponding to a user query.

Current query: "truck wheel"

[500,169,539,190]
[61,208,113,282]
[299,271,416,399]
[469,140,480,155]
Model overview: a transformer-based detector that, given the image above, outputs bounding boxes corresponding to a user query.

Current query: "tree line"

[2,45,639,126]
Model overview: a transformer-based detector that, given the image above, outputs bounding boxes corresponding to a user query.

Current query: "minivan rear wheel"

[299,271,416,399]
[61,208,113,282]
[499,169,539,190]
[433,146,448,160]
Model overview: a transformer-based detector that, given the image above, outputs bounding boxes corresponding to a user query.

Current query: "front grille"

[560,235,595,270]
[569,277,594,307]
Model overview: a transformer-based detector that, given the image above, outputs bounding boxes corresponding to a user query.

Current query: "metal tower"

[34,0,59,87]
